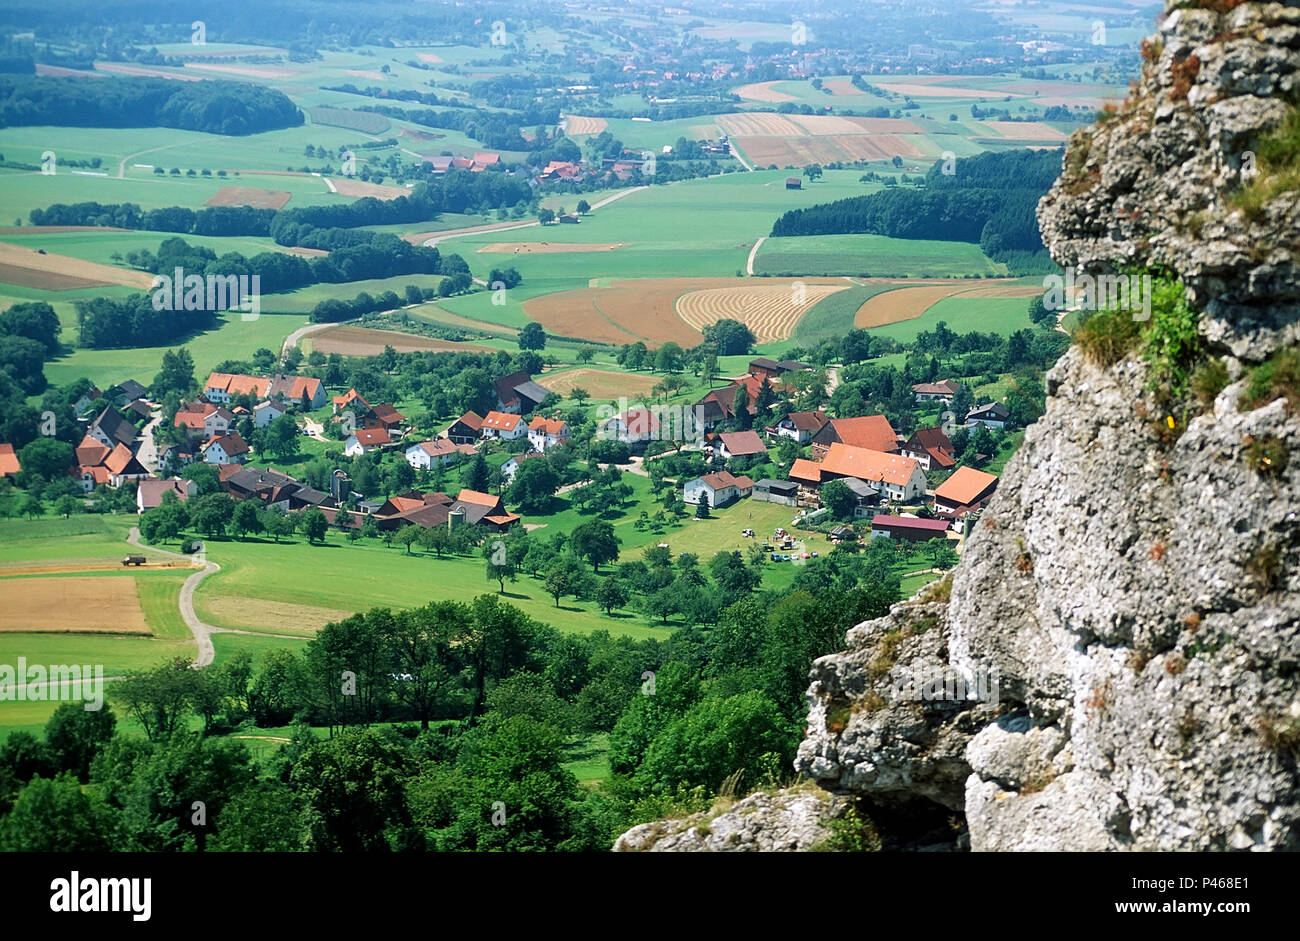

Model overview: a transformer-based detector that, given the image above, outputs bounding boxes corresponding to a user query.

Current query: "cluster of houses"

[667,359,1006,544]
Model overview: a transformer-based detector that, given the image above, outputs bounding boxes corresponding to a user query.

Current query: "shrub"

[1241,347,1300,411]
[1073,307,1142,366]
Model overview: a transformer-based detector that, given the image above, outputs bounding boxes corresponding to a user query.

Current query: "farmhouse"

[749,358,810,382]
[0,443,19,478]
[202,432,251,465]
[405,438,470,469]
[333,388,370,415]
[267,374,327,410]
[493,370,550,414]
[75,438,149,491]
[223,466,301,508]
[933,466,999,517]
[445,411,484,445]
[136,477,196,514]
[175,401,233,437]
[751,478,799,506]
[870,514,953,542]
[126,398,153,422]
[714,430,768,462]
[86,406,137,451]
[773,409,828,443]
[694,375,767,428]
[73,386,102,416]
[528,416,570,452]
[810,415,900,459]
[345,427,392,457]
[370,403,407,430]
[449,489,520,531]
[912,379,961,404]
[480,411,526,440]
[839,476,883,517]
[816,443,927,503]
[157,443,195,475]
[683,470,753,507]
[596,408,667,452]
[501,451,548,483]
[966,402,1011,430]
[203,372,270,404]
[900,426,957,470]
[786,177,802,189]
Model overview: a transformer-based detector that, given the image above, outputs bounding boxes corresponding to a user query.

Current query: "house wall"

[752,488,798,506]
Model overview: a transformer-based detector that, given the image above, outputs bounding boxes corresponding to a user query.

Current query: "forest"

[0,75,303,135]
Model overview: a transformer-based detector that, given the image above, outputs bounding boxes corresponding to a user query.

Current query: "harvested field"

[307,106,391,134]
[0,576,150,635]
[524,277,842,347]
[735,82,797,103]
[201,595,351,637]
[787,114,924,135]
[564,115,608,135]
[309,325,494,356]
[185,62,297,79]
[535,368,659,400]
[854,284,973,328]
[205,186,292,210]
[716,112,805,138]
[0,242,156,291]
[676,282,848,342]
[400,128,442,141]
[954,283,1046,299]
[975,121,1069,141]
[735,134,923,167]
[0,560,189,576]
[93,62,203,81]
[167,45,289,58]
[327,178,408,200]
[823,79,860,96]
[274,245,329,258]
[36,64,105,78]
[876,82,1020,98]
[416,53,445,64]
[346,69,387,81]
[413,305,519,335]
[477,241,628,254]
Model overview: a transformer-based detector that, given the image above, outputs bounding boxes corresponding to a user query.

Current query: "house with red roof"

[201,432,251,465]
[345,427,392,457]
[528,416,570,452]
[933,466,999,517]
[0,443,20,478]
[445,411,484,445]
[683,470,753,508]
[901,426,957,471]
[869,515,953,542]
[810,415,900,460]
[814,443,927,503]
[480,410,526,440]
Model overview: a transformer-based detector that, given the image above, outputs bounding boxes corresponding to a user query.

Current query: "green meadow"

[755,233,1006,278]
[867,293,1035,343]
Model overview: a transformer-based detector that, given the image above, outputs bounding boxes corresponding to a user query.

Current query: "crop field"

[306,105,393,134]
[676,281,849,342]
[867,292,1035,342]
[327,177,410,199]
[0,577,150,635]
[854,283,984,329]
[754,234,1005,278]
[306,325,496,356]
[534,367,659,400]
[733,81,798,103]
[733,133,926,167]
[0,240,155,291]
[205,185,293,209]
[974,121,1070,142]
[199,595,352,638]
[563,115,609,135]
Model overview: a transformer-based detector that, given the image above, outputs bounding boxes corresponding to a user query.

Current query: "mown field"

[755,234,1006,278]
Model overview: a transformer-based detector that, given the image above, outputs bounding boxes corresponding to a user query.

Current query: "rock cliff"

[618,0,1299,851]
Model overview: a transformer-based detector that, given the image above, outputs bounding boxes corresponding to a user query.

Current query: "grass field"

[866,293,1035,343]
[755,234,1006,278]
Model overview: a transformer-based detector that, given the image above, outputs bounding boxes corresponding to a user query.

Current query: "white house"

[912,379,961,404]
[816,443,927,504]
[774,410,827,444]
[201,432,250,465]
[501,451,548,483]
[682,470,753,508]
[527,416,570,452]
[405,438,461,470]
[480,410,526,440]
[345,427,392,457]
[174,402,233,438]
[966,402,1010,430]
[254,398,289,429]
[136,477,196,514]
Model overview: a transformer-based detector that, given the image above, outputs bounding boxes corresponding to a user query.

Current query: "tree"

[466,453,490,493]
[261,506,295,543]
[518,320,546,352]
[43,703,115,781]
[17,437,72,481]
[575,347,595,364]
[803,163,823,181]
[181,462,221,495]
[506,458,560,512]
[576,199,590,214]
[543,555,584,606]
[110,658,203,742]
[570,519,620,571]
[289,728,414,852]
[594,576,629,615]
[230,499,264,539]
[53,494,79,518]
[819,479,856,520]
[0,301,60,355]
[395,524,421,555]
[538,208,556,224]
[694,490,710,518]
[266,414,299,460]
[153,347,195,395]
[187,492,234,538]
[484,538,518,593]
[299,507,328,544]
[0,774,119,851]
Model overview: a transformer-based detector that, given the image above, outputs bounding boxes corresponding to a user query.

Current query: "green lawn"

[868,294,1034,343]
[755,234,1005,278]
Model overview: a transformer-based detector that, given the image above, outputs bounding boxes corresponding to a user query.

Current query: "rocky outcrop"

[613,787,845,852]
[614,0,1299,852]
[1037,1,1300,361]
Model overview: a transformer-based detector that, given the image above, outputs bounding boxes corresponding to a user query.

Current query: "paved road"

[280,320,343,363]
[418,185,649,247]
[127,526,218,668]
[137,408,162,474]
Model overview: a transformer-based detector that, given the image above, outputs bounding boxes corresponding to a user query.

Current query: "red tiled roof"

[529,416,568,435]
[934,466,999,506]
[717,430,767,456]
[481,410,523,432]
[819,444,920,487]
[825,415,898,453]
[789,458,822,483]
[0,443,19,476]
[870,515,951,533]
[456,489,501,508]
[352,428,391,447]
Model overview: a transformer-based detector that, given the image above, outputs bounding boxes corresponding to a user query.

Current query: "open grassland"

[866,293,1035,343]
[755,234,1005,278]
[854,283,978,329]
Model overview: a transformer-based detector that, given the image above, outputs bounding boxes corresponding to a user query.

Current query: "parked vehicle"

[121,555,146,567]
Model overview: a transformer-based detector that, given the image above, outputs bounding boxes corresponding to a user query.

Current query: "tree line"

[0,75,303,135]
